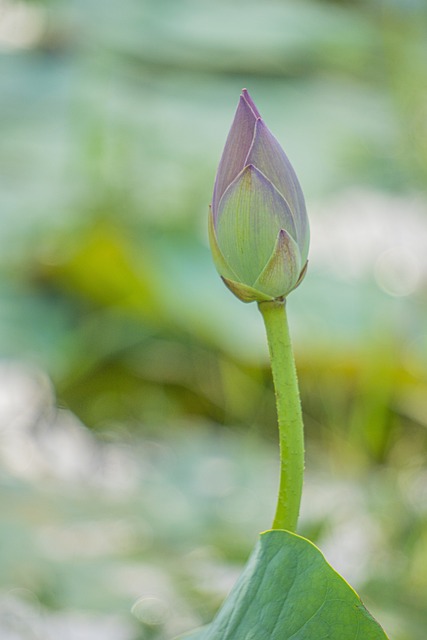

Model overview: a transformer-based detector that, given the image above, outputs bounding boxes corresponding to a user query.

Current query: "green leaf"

[176,529,389,640]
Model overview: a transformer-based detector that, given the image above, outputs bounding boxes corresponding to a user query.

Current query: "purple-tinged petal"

[212,96,257,219]
[221,277,274,303]
[241,89,261,118]
[216,165,297,285]
[253,229,301,299]
[245,119,309,261]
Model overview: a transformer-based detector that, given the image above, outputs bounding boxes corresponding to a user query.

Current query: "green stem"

[258,299,304,532]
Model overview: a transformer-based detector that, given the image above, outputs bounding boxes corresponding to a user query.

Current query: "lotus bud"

[209,89,309,303]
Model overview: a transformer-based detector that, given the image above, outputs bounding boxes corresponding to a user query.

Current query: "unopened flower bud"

[209,89,309,303]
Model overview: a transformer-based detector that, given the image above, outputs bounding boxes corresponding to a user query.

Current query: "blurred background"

[1,0,427,638]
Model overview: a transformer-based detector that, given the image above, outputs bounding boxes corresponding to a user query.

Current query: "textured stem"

[258,299,304,532]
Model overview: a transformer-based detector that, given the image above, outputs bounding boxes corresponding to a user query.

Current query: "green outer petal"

[290,259,309,293]
[216,165,297,285]
[246,119,310,263]
[221,277,273,303]
[208,206,240,282]
[254,228,301,298]
[175,629,207,640]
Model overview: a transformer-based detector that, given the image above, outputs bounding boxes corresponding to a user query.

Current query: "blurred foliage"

[1,0,427,638]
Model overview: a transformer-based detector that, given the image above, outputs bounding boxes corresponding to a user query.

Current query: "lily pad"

[177,529,388,640]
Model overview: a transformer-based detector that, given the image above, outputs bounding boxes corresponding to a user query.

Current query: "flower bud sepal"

[209,205,308,304]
